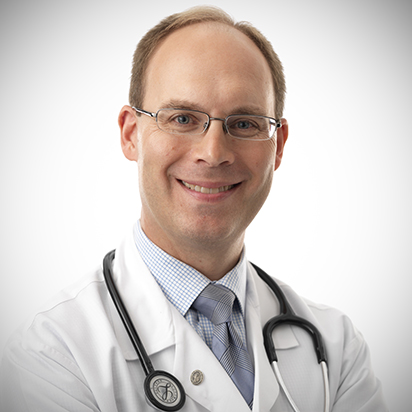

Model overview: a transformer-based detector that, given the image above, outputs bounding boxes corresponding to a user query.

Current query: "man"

[0,6,387,411]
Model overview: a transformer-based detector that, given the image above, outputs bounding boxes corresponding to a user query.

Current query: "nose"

[192,119,235,167]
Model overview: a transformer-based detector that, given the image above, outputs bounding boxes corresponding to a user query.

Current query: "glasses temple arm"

[132,107,156,118]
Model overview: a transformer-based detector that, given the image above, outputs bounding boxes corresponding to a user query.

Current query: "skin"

[119,22,288,280]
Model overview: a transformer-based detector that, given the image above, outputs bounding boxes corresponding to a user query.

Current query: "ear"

[274,118,289,171]
[119,105,138,161]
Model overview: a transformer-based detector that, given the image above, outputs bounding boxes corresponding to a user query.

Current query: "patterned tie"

[192,284,255,408]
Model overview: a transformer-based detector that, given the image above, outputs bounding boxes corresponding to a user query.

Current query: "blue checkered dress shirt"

[133,221,248,350]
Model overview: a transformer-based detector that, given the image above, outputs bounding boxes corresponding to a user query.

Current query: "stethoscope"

[103,250,330,412]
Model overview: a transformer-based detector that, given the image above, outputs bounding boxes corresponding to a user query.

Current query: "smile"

[181,180,235,194]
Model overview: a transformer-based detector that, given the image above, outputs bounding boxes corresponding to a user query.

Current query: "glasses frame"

[132,107,282,141]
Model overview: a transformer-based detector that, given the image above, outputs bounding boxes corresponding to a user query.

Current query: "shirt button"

[190,370,204,385]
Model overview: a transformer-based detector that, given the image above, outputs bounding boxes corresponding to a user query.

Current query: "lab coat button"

[190,370,204,385]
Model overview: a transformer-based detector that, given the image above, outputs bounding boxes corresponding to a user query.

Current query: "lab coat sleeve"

[331,316,388,412]
[0,325,100,412]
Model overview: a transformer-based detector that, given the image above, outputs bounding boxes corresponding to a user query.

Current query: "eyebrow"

[159,99,268,117]
[160,99,205,112]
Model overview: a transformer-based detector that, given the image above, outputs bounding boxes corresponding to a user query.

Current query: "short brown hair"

[129,6,286,119]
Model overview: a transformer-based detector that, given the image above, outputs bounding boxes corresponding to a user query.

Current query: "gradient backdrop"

[1,0,411,410]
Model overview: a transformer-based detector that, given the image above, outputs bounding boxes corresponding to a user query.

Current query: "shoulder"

[0,267,124,411]
[27,266,106,324]
[247,261,361,351]
[3,267,110,362]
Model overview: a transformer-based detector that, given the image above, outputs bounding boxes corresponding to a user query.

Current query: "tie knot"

[192,284,236,325]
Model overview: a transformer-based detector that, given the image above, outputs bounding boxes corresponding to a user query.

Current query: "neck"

[140,219,244,281]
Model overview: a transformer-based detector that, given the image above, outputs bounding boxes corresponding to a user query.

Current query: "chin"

[180,216,245,248]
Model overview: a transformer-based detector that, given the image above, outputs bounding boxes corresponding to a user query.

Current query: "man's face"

[125,23,286,257]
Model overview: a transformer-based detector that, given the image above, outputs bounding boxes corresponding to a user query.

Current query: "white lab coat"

[1,228,387,411]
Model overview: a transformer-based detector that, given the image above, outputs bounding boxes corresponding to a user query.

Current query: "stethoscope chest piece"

[144,370,186,411]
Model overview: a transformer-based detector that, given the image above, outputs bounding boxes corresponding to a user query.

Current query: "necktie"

[192,284,255,408]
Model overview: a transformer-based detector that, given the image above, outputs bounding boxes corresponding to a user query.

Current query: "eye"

[228,118,259,132]
[226,115,271,139]
[235,120,253,130]
[175,114,191,125]
[157,109,206,135]
[169,112,200,126]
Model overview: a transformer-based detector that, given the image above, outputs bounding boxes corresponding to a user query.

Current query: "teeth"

[182,181,234,194]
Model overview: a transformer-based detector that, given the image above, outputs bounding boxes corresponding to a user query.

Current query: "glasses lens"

[156,109,208,135]
[226,115,274,140]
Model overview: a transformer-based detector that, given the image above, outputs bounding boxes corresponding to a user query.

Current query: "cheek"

[247,141,277,204]
[266,136,278,158]
[137,129,183,187]
[250,140,277,173]
[137,124,172,162]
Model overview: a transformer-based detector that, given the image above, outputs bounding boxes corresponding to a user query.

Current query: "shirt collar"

[133,220,247,318]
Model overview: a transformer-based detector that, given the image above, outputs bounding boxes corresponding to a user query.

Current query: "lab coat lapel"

[246,262,300,411]
[110,231,176,360]
[245,264,279,411]
[172,305,252,411]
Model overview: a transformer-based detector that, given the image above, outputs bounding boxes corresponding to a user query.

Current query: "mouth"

[181,180,237,194]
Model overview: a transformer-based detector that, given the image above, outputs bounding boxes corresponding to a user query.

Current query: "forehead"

[143,22,275,115]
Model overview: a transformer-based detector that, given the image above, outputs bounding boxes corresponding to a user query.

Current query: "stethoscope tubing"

[251,263,328,364]
[103,250,154,376]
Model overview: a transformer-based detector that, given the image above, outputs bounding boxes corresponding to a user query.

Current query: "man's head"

[119,6,288,278]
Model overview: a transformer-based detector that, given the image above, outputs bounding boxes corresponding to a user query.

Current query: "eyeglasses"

[132,107,281,141]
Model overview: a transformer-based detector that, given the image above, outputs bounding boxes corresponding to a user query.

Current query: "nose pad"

[203,118,228,135]
[221,122,229,135]
[194,120,235,167]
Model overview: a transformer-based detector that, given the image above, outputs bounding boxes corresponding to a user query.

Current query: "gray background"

[1,0,411,410]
